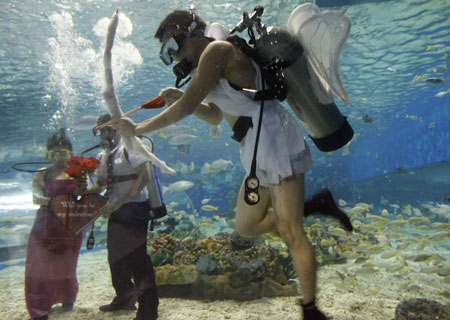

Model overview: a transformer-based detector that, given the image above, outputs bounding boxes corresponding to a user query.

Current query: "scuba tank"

[230,5,354,152]
[147,163,167,220]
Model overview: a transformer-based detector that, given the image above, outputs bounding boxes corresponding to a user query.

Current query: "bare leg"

[234,176,277,238]
[269,174,316,304]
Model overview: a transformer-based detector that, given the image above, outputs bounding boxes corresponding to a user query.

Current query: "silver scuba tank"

[254,26,353,152]
[147,163,167,219]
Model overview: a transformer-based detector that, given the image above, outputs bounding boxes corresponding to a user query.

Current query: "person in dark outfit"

[82,114,158,320]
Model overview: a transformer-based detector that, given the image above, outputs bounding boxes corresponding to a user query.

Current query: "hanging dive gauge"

[86,224,95,250]
[244,175,260,205]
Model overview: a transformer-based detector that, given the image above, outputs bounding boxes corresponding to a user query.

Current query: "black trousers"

[107,201,158,318]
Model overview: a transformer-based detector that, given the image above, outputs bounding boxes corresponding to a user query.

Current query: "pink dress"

[25,179,82,318]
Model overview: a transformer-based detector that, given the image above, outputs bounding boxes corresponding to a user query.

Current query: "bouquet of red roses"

[65,156,101,185]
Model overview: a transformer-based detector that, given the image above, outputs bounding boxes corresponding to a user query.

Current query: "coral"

[155,232,289,285]
[152,248,173,267]
[149,233,179,252]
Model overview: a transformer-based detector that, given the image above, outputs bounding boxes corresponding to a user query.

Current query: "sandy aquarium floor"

[0,247,448,320]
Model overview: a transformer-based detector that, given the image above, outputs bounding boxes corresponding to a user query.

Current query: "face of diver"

[160,33,186,65]
[46,146,71,166]
[97,125,119,149]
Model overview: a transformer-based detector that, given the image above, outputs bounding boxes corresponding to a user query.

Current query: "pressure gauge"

[246,176,259,189]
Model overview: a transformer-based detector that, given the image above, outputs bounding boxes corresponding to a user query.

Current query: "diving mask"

[93,125,115,138]
[46,148,71,160]
[160,37,180,65]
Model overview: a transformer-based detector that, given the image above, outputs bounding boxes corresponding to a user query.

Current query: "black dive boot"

[304,189,353,231]
[301,300,328,320]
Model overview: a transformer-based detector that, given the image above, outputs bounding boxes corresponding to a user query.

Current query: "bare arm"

[32,170,50,205]
[158,87,223,125]
[194,102,222,125]
[116,41,232,136]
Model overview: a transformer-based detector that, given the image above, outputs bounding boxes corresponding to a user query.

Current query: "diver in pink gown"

[25,128,82,320]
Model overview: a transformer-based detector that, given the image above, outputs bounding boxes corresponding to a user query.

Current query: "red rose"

[67,156,82,166]
[65,164,83,177]
[83,157,100,171]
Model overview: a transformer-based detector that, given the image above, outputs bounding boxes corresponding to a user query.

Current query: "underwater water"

[0,0,449,319]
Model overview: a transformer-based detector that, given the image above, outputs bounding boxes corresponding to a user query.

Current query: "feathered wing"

[207,22,229,40]
[103,11,175,174]
[287,3,350,102]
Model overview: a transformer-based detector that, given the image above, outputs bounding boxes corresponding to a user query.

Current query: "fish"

[395,240,410,250]
[310,223,324,232]
[411,74,424,84]
[201,162,210,175]
[362,114,373,123]
[384,262,407,273]
[435,89,450,98]
[342,251,361,260]
[426,44,446,50]
[173,161,189,174]
[406,216,429,225]
[380,251,398,259]
[70,115,98,130]
[209,159,232,172]
[201,204,219,212]
[385,219,405,230]
[354,256,369,264]
[430,222,450,230]
[358,223,380,233]
[208,124,222,138]
[406,253,434,262]
[341,140,351,156]
[405,114,422,121]
[375,234,391,247]
[168,133,199,146]
[350,206,369,215]
[438,266,450,277]
[357,265,379,275]
[431,64,448,73]
[366,214,387,224]
[162,180,194,193]
[420,266,441,274]
[366,244,384,254]
[326,227,349,238]
[338,199,347,206]
[429,230,449,241]
[387,67,396,72]
[160,123,197,139]
[424,77,447,84]
[415,240,432,251]
[201,198,211,205]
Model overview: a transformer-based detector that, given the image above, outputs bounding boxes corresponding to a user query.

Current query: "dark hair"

[97,113,112,126]
[155,10,206,42]
[46,128,72,151]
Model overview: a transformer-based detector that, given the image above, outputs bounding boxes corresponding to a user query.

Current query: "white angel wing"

[287,3,350,102]
[103,11,175,174]
[207,22,229,40]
